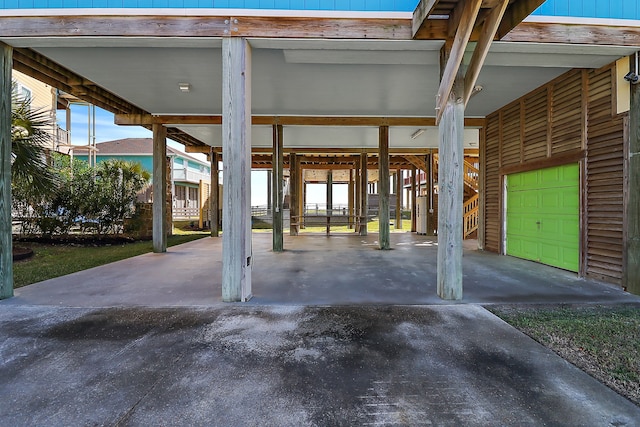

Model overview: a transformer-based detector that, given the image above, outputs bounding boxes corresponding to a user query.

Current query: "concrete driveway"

[2,234,639,425]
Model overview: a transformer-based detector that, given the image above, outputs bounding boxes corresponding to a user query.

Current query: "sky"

[60,105,346,207]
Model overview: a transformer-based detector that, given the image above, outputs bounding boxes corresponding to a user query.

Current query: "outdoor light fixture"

[178,82,191,92]
[470,85,484,97]
[411,129,425,139]
[624,52,639,84]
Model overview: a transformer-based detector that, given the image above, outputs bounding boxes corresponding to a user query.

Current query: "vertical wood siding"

[532,0,640,20]
[483,65,626,286]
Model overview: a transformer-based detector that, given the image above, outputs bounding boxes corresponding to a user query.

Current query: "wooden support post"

[326,170,333,235]
[299,165,304,231]
[360,152,368,236]
[348,168,355,229]
[426,152,435,236]
[437,72,464,301]
[379,126,390,249]
[290,154,299,236]
[152,123,168,253]
[210,150,219,237]
[626,60,640,295]
[266,170,272,210]
[272,124,284,252]
[395,168,402,229]
[222,37,252,302]
[411,166,417,232]
[301,177,306,229]
[355,158,361,233]
[0,44,13,300]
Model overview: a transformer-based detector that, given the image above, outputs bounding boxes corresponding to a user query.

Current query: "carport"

[1,0,640,302]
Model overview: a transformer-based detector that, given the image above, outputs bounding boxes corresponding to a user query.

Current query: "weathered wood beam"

[289,154,299,236]
[221,37,252,302]
[379,126,391,249]
[626,55,640,295]
[412,0,439,38]
[503,22,640,46]
[211,150,219,237]
[0,44,13,300]
[410,166,417,232]
[360,152,368,236]
[496,0,546,39]
[395,168,403,230]
[152,123,168,254]
[463,0,509,106]
[0,15,411,40]
[326,170,333,235]
[437,47,464,301]
[435,0,482,125]
[272,124,284,252]
[116,114,486,127]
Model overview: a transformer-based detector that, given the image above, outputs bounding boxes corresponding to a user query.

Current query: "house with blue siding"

[1,0,640,303]
[75,138,212,219]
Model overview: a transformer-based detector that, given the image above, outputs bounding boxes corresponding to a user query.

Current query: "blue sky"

[60,105,345,206]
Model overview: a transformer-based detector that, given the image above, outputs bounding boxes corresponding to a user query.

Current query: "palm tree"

[11,80,58,194]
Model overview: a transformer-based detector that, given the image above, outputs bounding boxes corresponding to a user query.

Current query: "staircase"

[404,154,479,239]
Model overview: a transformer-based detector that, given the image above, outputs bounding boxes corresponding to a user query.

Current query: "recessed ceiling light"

[178,82,191,92]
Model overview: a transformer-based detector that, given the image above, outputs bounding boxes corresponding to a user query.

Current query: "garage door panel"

[506,163,579,273]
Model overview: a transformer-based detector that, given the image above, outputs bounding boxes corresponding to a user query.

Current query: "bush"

[13,155,150,237]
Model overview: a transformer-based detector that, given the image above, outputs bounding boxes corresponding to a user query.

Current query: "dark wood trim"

[581,69,588,150]
[116,114,485,127]
[500,149,585,175]
[580,158,588,278]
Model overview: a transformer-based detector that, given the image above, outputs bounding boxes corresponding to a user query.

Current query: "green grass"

[13,232,208,288]
[299,218,413,234]
[489,305,640,405]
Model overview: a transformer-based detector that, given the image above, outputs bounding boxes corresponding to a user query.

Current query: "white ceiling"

[3,36,636,149]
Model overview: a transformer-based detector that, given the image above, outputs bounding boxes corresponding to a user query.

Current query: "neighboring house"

[12,70,68,151]
[74,138,212,220]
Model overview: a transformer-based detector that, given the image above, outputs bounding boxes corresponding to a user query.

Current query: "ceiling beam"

[115,114,485,127]
[463,0,509,106]
[435,0,482,125]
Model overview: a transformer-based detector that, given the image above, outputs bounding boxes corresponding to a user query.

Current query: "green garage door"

[506,163,579,272]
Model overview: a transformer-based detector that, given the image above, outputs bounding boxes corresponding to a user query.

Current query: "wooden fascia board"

[463,0,509,106]
[435,0,483,125]
[186,146,444,155]
[116,114,485,127]
[503,22,640,46]
[412,0,440,38]
[0,15,412,40]
[496,0,546,39]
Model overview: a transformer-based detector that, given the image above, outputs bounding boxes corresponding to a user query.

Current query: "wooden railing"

[463,193,479,238]
[173,207,200,219]
[463,160,479,191]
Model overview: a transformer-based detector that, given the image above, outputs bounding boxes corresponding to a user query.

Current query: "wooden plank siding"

[482,64,627,286]
[586,66,625,284]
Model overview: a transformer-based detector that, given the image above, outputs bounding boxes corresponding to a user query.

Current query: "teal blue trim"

[2,0,418,11]
[532,0,639,20]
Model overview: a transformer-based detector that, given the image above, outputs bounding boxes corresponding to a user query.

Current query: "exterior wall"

[532,0,640,20]
[75,154,154,171]
[482,64,627,286]
[0,0,417,11]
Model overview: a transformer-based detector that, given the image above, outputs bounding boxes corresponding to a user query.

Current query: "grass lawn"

[299,218,413,234]
[13,232,208,288]
[488,304,640,406]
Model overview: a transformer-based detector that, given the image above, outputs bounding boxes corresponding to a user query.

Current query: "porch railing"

[463,193,479,238]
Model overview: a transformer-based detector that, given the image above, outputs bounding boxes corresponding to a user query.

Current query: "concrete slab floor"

[3,234,640,425]
[1,305,638,426]
[5,233,639,307]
